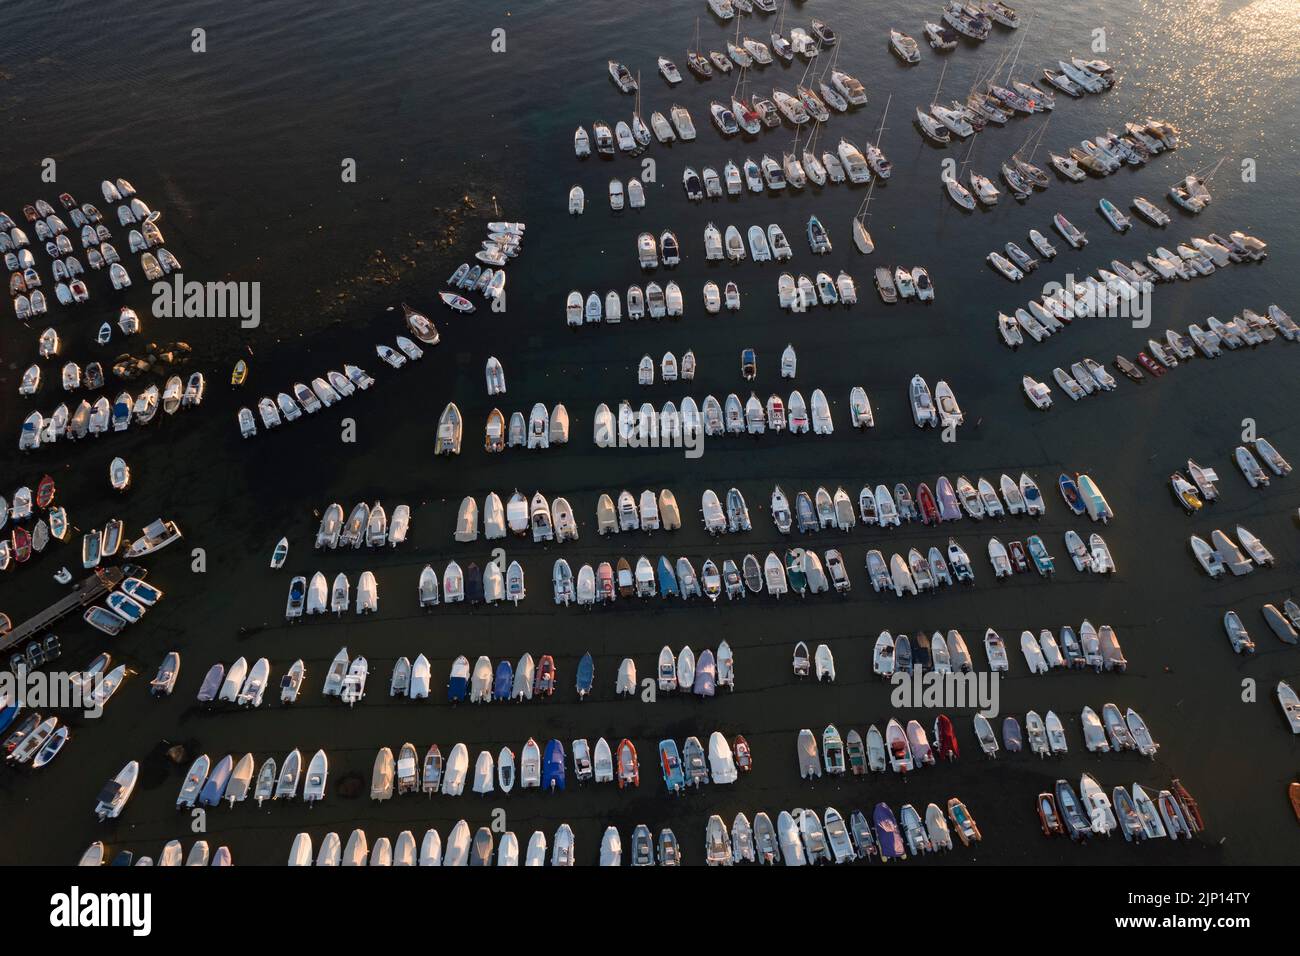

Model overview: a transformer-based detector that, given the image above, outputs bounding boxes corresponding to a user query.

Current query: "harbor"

[0,0,1299,874]
[0,567,122,652]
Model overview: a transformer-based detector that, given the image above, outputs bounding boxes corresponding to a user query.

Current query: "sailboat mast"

[1025,116,1049,161]
[1004,14,1032,84]
[931,61,948,106]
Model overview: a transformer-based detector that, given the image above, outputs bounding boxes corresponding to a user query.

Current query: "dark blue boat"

[1022,478,1043,511]
[493,660,513,700]
[110,850,135,866]
[911,631,931,671]
[795,492,818,533]
[0,691,19,736]
[465,562,484,603]
[447,656,469,703]
[656,556,679,598]
[873,802,905,859]
[1055,778,1091,840]
[196,662,224,703]
[542,739,566,791]
[692,649,716,696]
[576,652,594,699]
[1058,474,1086,515]
[1002,716,1023,752]
[199,754,233,806]
[894,633,912,673]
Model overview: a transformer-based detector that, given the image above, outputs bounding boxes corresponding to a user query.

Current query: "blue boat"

[894,633,912,673]
[1002,716,1023,752]
[935,476,963,521]
[1026,534,1055,575]
[658,739,685,793]
[576,652,594,699]
[911,632,932,671]
[465,562,484,603]
[0,689,19,736]
[199,754,233,806]
[110,850,135,866]
[1055,778,1091,840]
[873,802,905,859]
[111,397,131,430]
[447,655,469,703]
[1058,474,1086,515]
[493,660,513,700]
[196,663,224,703]
[1022,479,1043,511]
[692,649,716,696]
[656,556,679,598]
[542,739,566,791]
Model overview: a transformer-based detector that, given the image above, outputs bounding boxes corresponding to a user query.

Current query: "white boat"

[94,760,139,820]
[909,374,936,427]
[1022,376,1053,409]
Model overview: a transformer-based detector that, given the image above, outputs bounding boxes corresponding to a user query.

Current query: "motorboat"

[890,29,921,63]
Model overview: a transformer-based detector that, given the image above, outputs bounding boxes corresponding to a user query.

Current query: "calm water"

[1,0,1299,864]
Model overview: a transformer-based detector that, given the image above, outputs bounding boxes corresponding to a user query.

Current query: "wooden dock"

[0,567,123,652]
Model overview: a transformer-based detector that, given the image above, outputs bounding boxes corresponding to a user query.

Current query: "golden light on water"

[1122,0,1300,150]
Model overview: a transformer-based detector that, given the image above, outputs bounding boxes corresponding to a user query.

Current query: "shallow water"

[1,0,1299,864]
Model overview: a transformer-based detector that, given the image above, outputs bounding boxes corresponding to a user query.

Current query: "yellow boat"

[231,360,248,386]
[1170,472,1202,512]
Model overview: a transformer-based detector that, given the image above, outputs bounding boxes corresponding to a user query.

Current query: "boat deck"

[0,567,124,652]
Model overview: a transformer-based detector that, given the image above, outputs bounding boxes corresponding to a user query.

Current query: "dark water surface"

[1,0,1298,864]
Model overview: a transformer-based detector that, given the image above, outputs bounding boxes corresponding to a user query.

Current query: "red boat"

[933,714,959,761]
[1171,778,1203,832]
[11,527,32,563]
[533,654,556,697]
[597,561,614,602]
[1008,540,1029,572]
[916,482,940,525]
[1038,792,1064,836]
[616,738,639,789]
[1136,351,1166,376]
[733,735,753,772]
[35,475,55,510]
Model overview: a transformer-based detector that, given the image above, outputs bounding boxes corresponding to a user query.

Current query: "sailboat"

[688,18,713,78]
[631,73,651,147]
[816,46,850,113]
[801,125,827,186]
[917,61,952,144]
[793,56,829,122]
[731,68,762,134]
[770,0,795,63]
[946,134,978,210]
[852,96,888,252]
[1170,156,1224,212]
[866,92,893,178]
[1010,117,1051,190]
[852,180,876,253]
[782,129,808,188]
